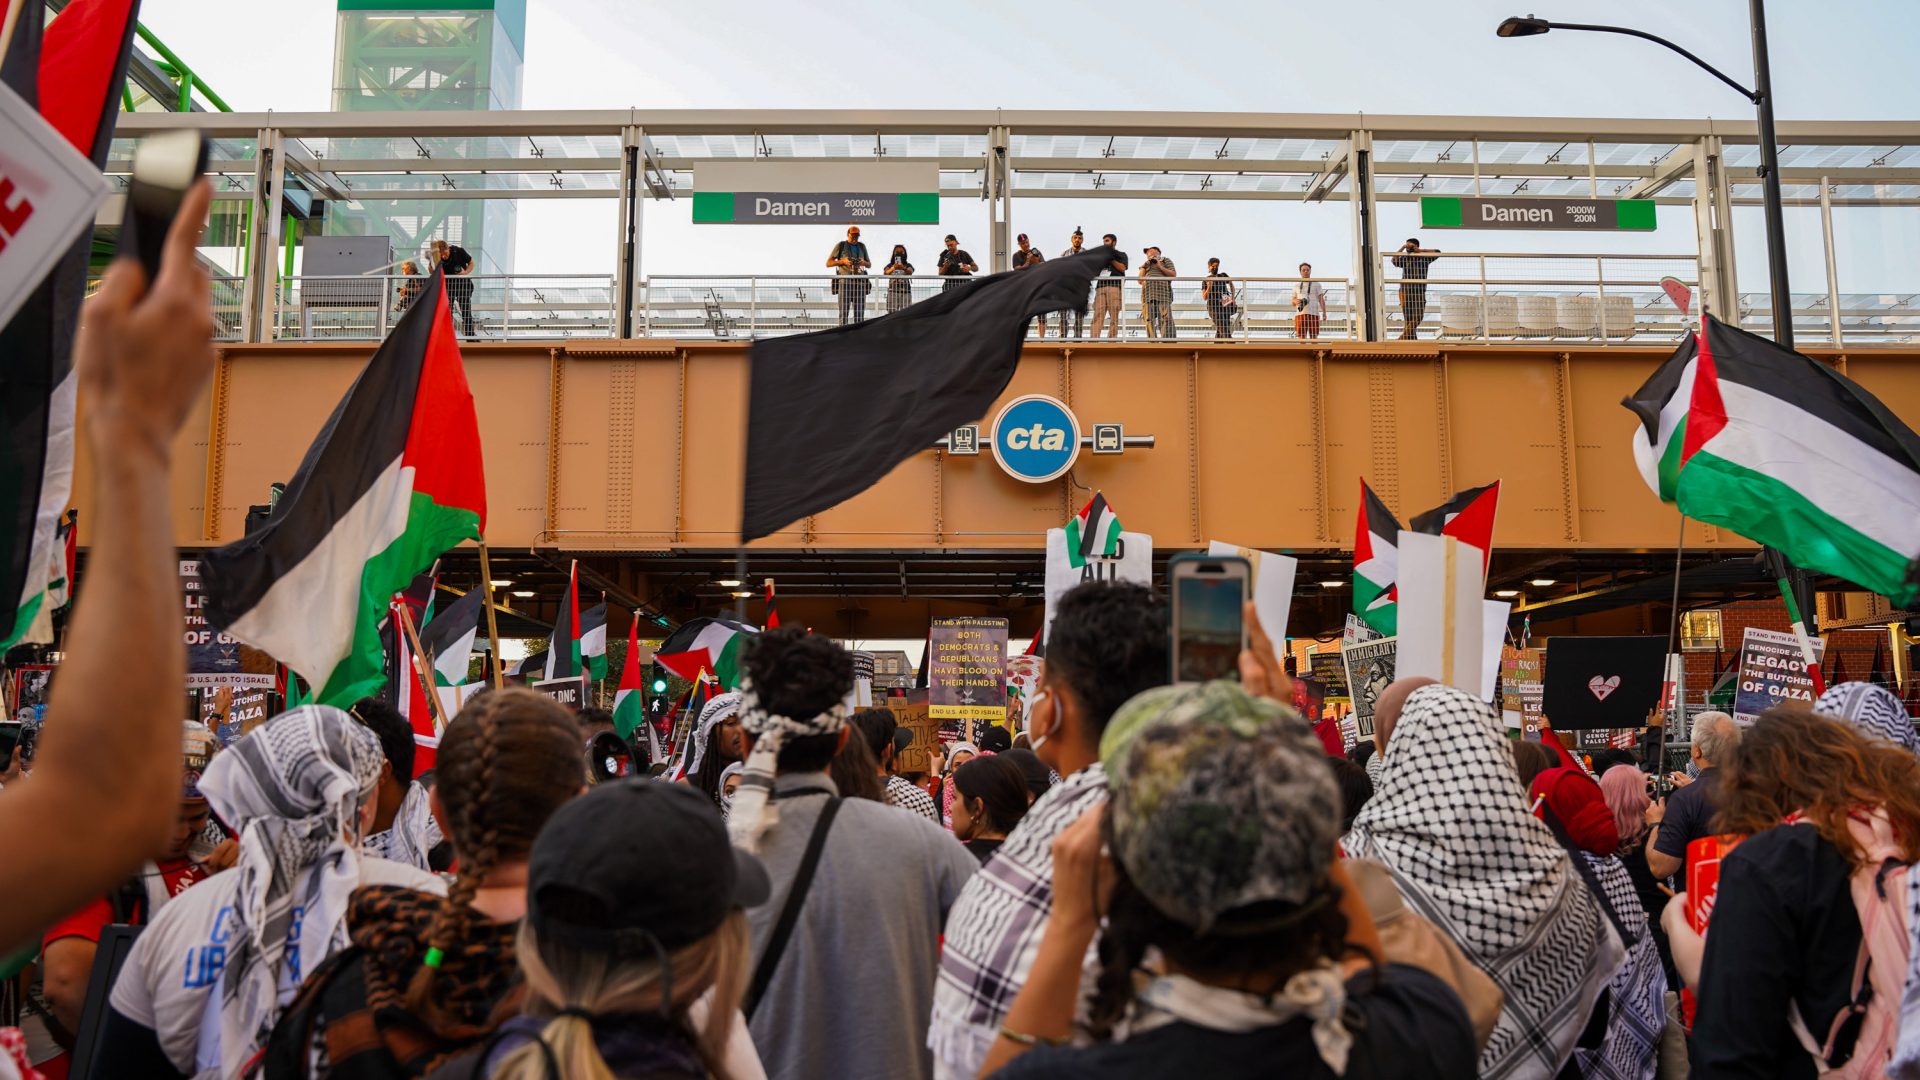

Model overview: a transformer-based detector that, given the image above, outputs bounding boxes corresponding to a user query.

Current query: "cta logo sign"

[990,394,1080,483]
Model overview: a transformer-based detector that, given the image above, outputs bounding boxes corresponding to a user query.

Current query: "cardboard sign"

[1500,646,1544,739]
[180,561,276,688]
[1541,636,1667,730]
[928,616,1009,723]
[532,677,589,712]
[884,690,938,774]
[1732,627,1828,725]
[1395,533,1486,695]
[1340,636,1399,738]
[0,82,112,331]
[1309,652,1349,701]
[1043,528,1152,643]
[1206,541,1298,643]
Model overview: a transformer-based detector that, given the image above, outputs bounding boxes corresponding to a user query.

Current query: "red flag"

[763,578,780,630]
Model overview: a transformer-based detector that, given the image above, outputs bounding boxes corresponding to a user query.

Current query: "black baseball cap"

[527,779,770,954]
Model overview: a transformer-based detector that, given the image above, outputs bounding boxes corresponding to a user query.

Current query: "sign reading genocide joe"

[1421,195,1656,232]
[180,560,276,688]
[928,616,1010,723]
[1732,626,1828,726]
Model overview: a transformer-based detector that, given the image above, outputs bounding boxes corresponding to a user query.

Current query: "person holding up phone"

[885,244,916,313]
[1138,246,1177,339]
[1390,238,1439,340]
[937,234,978,293]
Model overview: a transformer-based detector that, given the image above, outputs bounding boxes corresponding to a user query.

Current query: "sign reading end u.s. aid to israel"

[990,394,1081,483]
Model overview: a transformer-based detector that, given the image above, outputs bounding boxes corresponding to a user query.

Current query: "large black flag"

[740,247,1115,542]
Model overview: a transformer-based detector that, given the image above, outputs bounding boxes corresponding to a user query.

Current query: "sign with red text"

[0,82,110,329]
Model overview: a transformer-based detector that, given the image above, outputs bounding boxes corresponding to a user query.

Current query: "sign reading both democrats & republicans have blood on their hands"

[928,616,1009,724]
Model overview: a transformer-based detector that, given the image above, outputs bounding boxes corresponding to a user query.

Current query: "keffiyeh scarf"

[1814,681,1919,753]
[682,692,743,780]
[1343,685,1624,1079]
[726,675,849,853]
[361,780,443,871]
[198,705,384,1079]
[1135,968,1352,1073]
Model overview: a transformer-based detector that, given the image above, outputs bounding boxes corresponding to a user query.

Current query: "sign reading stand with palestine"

[927,616,1009,724]
[693,162,940,225]
[1421,195,1656,232]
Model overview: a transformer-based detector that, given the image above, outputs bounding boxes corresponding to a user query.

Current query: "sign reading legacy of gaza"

[1420,195,1656,232]
[693,161,940,225]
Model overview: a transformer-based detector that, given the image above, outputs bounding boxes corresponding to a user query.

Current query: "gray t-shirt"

[746,771,978,1080]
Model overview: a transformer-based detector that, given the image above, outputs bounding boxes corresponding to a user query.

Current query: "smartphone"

[0,722,20,762]
[117,129,209,283]
[1169,554,1250,684]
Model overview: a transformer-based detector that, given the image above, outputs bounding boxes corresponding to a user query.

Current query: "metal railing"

[1734,291,1920,347]
[637,274,1359,342]
[272,274,617,341]
[1377,252,1703,343]
[86,271,247,341]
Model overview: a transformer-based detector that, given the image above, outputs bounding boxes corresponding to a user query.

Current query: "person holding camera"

[937,234,977,293]
[1390,238,1439,340]
[1292,261,1328,339]
[1089,233,1128,338]
[1139,246,1177,339]
[885,244,916,313]
[827,226,872,326]
[1056,228,1088,337]
[1201,257,1236,340]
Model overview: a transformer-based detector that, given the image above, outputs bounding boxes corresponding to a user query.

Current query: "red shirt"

[42,858,206,946]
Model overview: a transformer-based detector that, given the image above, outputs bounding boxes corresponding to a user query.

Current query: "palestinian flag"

[1626,315,1920,605]
[1065,492,1122,568]
[201,270,486,707]
[513,649,548,679]
[763,579,780,630]
[580,602,608,682]
[611,613,647,740]
[419,586,485,686]
[544,561,581,681]
[1,0,140,649]
[1407,481,1499,571]
[655,617,755,688]
[1354,480,1403,636]
[391,596,442,771]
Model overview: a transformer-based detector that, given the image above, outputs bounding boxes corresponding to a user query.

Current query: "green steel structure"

[327,0,526,274]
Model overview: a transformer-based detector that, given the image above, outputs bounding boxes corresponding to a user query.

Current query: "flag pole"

[1774,575,1827,696]
[395,602,454,738]
[1656,512,1689,780]
[476,540,506,689]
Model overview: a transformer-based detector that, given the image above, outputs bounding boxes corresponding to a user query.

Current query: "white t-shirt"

[1292,280,1328,318]
[108,855,443,1076]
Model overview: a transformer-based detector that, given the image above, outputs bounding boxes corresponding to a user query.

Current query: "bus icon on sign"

[1093,424,1123,454]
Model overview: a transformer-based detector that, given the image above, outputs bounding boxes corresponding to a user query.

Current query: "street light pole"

[1746,0,1794,349]
[1497,4,1795,345]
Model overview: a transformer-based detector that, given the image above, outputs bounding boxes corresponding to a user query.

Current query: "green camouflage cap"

[1101,681,1340,934]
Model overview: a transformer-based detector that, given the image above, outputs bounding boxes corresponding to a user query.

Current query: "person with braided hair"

[682,693,746,808]
[261,687,588,1078]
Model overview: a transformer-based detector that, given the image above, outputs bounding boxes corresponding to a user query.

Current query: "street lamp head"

[1497,15,1551,37]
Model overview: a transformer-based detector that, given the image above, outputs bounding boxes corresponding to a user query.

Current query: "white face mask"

[1027,690,1053,752]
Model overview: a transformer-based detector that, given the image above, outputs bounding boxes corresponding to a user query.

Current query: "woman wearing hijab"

[97,706,445,1077]
[718,762,745,820]
[1342,684,1623,1079]
[938,742,979,827]
[983,681,1476,1079]
[1814,680,1920,753]
[682,693,745,808]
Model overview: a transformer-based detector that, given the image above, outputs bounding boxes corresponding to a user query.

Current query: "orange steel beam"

[69,340,1920,556]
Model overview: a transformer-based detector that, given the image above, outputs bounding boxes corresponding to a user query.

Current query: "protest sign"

[532,676,589,712]
[180,561,275,688]
[928,616,1009,723]
[848,650,875,710]
[884,690,938,773]
[1043,528,1152,642]
[1206,542,1297,642]
[1396,533,1486,695]
[1340,636,1398,738]
[1541,636,1666,730]
[1500,646,1544,737]
[1479,601,1511,702]
[0,82,112,330]
[1006,654,1042,730]
[1309,651,1349,701]
[1344,613,1382,646]
[202,685,273,746]
[1732,626,1828,725]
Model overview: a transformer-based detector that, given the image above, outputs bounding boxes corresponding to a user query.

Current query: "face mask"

[1028,691,1053,752]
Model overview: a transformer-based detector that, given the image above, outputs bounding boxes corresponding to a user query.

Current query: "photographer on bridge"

[828,226,873,326]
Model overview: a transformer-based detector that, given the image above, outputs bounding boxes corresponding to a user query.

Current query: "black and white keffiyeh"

[683,691,744,779]
[361,779,443,870]
[1343,684,1624,1080]
[1814,681,1919,753]
[726,675,849,853]
[1568,852,1666,1080]
[197,705,383,1078]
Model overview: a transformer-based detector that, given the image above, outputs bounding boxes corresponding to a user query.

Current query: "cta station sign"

[693,161,940,225]
[1420,195,1656,232]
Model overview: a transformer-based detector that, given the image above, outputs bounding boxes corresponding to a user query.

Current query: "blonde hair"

[492,911,750,1080]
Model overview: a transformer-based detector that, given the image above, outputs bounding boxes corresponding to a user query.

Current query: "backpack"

[1787,809,1911,1079]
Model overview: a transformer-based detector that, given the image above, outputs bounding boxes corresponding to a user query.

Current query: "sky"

[137,0,1920,292]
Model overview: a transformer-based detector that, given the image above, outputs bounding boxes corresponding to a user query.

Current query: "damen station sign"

[693,161,940,225]
[1420,195,1656,232]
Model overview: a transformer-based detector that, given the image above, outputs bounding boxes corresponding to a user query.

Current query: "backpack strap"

[744,796,842,1020]
[253,944,364,1079]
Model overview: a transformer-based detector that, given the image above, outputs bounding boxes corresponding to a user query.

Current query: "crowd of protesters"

[822,225,1347,341]
[6,180,1920,1080]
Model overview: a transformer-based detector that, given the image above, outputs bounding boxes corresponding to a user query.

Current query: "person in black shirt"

[1090,233,1128,337]
[1689,707,1920,1079]
[937,234,977,292]
[1389,238,1438,340]
[827,226,872,326]
[1201,257,1236,340]
[1647,710,1739,891]
[883,244,915,313]
[948,755,1031,865]
[430,239,476,337]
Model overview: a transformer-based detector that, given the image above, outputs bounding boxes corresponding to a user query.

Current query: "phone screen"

[1174,573,1246,683]
[0,723,20,761]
